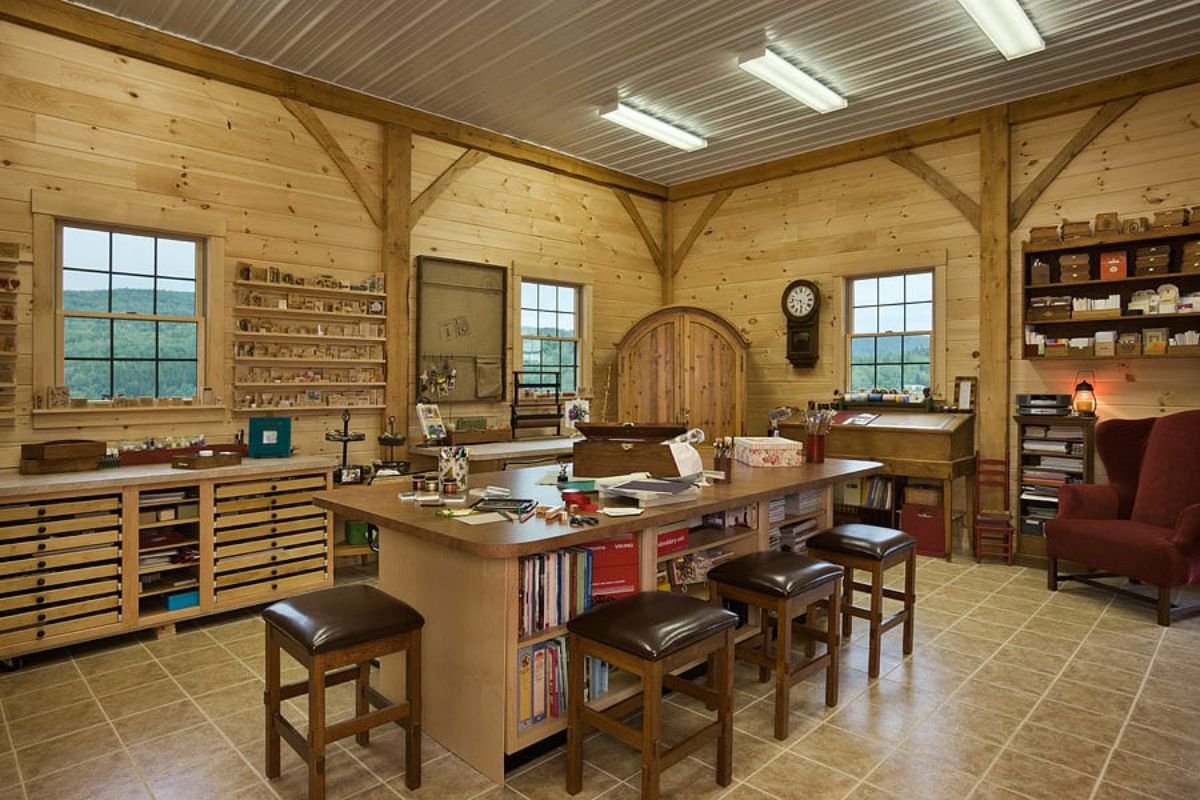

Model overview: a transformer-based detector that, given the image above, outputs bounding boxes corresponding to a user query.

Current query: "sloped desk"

[408,436,577,474]
[314,457,880,782]
[785,411,975,559]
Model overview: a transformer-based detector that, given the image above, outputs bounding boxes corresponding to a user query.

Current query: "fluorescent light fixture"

[956,0,1044,60]
[600,102,707,152]
[738,48,847,114]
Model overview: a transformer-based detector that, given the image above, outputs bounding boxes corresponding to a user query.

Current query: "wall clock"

[781,279,820,368]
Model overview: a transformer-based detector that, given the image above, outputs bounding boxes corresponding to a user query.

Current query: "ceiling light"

[738,48,847,114]
[956,0,1044,60]
[600,102,707,152]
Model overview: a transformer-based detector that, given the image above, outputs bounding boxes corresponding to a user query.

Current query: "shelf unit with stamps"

[0,457,334,661]
[232,260,387,413]
[1022,226,1200,360]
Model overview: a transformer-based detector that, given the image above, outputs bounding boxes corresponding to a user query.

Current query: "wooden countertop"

[313,458,881,559]
[409,437,577,461]
[0,455,336,498]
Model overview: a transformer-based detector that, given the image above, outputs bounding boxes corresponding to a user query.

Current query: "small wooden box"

[1045,343,1070,358]
[1029,226,1060,243]
[1169,344,1200,357]
[1135,262,1170,276]
[1136,245,1170,258]
[171,452,243,469]
[1058,253,1091,267]
[1181,259,1200,274]
[1068,343,1094,357]
[1059,266,1092,283]
[1029,262,1051,285]
[1027,305,1071,322]
[1095,339,1116,357]
[1153,209,1190,228]
[1062,221,1093,239]
[1123,217,1150,234]
[20,440,106,461]
[572,423,686,478]
[1117,335,1142,356]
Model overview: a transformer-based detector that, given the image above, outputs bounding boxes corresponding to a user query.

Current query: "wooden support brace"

[281,97,384,229]
[1009,96,1140,230]
[661,201,675,305]
[383,125,412,442]
[673,190,731,274]
[612,189,664,268]
[410,149,488,227]
[886,150,980,231]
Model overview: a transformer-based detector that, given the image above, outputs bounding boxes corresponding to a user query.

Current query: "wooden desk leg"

[642,661,664,800]
[264,625,281,779]
[942,477,954,562]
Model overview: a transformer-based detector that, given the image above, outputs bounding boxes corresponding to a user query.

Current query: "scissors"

[569,514,599,527]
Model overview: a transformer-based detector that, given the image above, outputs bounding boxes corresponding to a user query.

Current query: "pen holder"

[438,447,470,491]
[804,435,825,464]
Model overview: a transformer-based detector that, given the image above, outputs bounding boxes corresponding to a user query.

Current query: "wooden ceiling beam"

[673,190,731,274]
[410,149,488,228]
[281,97,384,229]
[612,190,664,270]
[1009,96,1140,231]
[886,150,980,231]
[0,0,666,200]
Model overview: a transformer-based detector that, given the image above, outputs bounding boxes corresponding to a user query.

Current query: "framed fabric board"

[416,256,507,403]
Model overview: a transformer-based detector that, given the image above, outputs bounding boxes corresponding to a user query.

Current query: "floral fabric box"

[733,437,804,467]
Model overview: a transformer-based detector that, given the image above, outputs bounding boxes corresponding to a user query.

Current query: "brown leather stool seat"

[807,524,917,678]
[707,552,842,740]
[565,592,738,800]
[263,586,423,800]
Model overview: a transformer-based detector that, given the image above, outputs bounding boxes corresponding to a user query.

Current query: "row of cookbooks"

[515,636,611,729]
[517,547,594,639]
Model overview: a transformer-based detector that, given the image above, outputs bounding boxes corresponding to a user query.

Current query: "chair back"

[1095,417,1155,519]
[1127,410,1200,529]
[975,455,1009,513]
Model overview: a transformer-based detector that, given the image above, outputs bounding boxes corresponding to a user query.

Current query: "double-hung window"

[848,271,933,394]
[59,223,204,400]
[519,280,580,394]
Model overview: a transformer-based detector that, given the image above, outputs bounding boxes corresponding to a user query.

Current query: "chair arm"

[1172,503,1200,561]
[1057,484,1121,520]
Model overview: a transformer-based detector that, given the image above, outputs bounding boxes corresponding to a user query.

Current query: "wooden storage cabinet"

[212,471,331,605]
[0,494,124,652]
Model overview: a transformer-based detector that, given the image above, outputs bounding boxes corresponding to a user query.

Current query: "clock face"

[786,285,815,319]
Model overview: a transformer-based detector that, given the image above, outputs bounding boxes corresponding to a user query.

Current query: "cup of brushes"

[800,408,835,464]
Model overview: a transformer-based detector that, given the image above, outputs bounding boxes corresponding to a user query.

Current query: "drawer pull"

[36,578,45,587]
[270,484,278,491]
[270,498,278,506]
[270,555,278,562]
[37,525,46,534]
[271,583,278,590]
[36,613,46,622]
[270,512,277,520]
[271,527,277,534]
[270,540,278,548]
[37,560,46,569]
[271,569,278,576]
[36,630,45,639]
[37,508,46,517]
[37,542,47,552]
[35,596,45,604]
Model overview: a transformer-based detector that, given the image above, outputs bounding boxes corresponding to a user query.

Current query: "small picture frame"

[953,376,977,412]
[1094,212,1119,233]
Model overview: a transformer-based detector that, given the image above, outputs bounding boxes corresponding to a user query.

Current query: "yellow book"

[517,647,532,728]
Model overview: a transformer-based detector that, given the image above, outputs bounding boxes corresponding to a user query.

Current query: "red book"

[1100,251,1126,280]
[657,528,689,555]
[582,533,638,569]
[591,564,637,600]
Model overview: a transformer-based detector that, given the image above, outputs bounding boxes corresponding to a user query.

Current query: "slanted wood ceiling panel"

[72,0,1200,185]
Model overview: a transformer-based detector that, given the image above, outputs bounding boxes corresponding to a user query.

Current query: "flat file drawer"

[215,569,326,604]
[214,555,327,589]
[0,546,121,578]
[212,490,316,515]
[0,563,119,595]
[215,541,327,573]
[214,516,326,546]
[0,513,122,543]
[0,530,120,560]
[215,528,328,560]
[214,474,327,501]
[0,595,120,633]
[214,504,324,530]
[0,610,120,649]
[0,579,119,614]
[0,496,119,525]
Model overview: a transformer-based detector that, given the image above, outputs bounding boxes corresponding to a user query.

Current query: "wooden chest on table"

[572,423,686,478]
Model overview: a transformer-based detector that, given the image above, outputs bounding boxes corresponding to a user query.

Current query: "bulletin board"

[415,256,507,403]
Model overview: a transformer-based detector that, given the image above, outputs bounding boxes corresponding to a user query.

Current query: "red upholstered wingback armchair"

[1045,409,1200,626]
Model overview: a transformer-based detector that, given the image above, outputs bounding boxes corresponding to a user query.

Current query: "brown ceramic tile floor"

[1,559,1198,799]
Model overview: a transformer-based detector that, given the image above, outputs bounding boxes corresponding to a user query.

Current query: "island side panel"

[377,525,510,783]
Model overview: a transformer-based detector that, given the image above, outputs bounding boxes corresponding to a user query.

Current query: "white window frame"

[846,268,936,394]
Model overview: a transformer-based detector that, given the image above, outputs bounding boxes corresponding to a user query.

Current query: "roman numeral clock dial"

[781,279,820,368]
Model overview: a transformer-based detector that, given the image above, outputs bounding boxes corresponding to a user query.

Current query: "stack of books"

[517,548,593,638]
[515,638,610,730]
[862,476,894,510]
[1019,424,1086,535]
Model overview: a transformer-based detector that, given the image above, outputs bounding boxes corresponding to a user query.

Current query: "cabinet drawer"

[214,474,326,500]
[0,563,120,595]
[0,610,121,650]
[1,513,122,542]
[0,595,120,633]
[0,546,121,578]
[0,579,119,614]
[214,516,326,546]
[215,569,326,604]
[214,490,315,515]
[216,541,327,572]
[214,504,325,530]
[214,555,327,589]
[216,528,327,559]
[0,530,120,560]
[0,496,120,525]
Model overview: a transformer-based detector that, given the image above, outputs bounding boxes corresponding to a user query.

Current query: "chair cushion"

[1130,410,1200,530]
[263,585,424,654]
[707,551,842,599]
[807,524,916,561]
[1045,517,1190,586]
[566,592,737,662]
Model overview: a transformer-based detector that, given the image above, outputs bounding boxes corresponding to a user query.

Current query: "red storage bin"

[901,503,945,557]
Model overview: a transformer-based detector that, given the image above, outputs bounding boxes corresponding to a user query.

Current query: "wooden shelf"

[233,331,385,343]
[1025,271,1200,292]
[140,538,200,554]
[518,624,566,647]
[1026,311,1200,327]
[234,357,385,366]
[1024,351,1200,361]
[656,526,754,563]
[779,511,824,527]
[232,404,386,414]
[138,494,199,508]
[139,578,199,597]
[233,304,383,322]
[333,543,374,557]
[234,381,385,389]
[137,560,199,576]
[234,279,385,300]
[139,516,200,530]
[1022,226,1200,254]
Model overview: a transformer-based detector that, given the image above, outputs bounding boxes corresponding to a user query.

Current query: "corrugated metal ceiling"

[68,0,1200,185]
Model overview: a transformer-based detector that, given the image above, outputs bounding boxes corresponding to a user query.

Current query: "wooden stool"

[263,585,423,800]
[706,551,842,740]
[565,592,738,800]
[807,525,916,678]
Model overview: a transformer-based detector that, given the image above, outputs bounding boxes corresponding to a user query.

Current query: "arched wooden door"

[616,306,750,439]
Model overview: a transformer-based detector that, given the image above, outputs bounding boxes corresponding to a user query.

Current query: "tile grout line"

[0,665,31,800]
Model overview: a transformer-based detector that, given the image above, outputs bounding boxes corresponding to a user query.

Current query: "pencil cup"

[438,447,470,490]
[804,435,825,464]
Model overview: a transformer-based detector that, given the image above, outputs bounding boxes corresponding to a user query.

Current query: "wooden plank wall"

[672,135,981,433]
[1009,82,1200,469]
[0,21,661,470]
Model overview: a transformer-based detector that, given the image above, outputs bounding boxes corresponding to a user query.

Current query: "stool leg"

[716,628,734,787]
[566,634,585,796]
[825,581,840,707]
[868,565,883,678]
[308,654,327,800]
[842,566,854,639]
[757,608,771,683]
[405,629,422,790]
[773,597,792,741]
[903,549,916,657]
[355,661,370,747]
[803,603,816,659]
[264,625,281,780]
[641,661,664,800]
